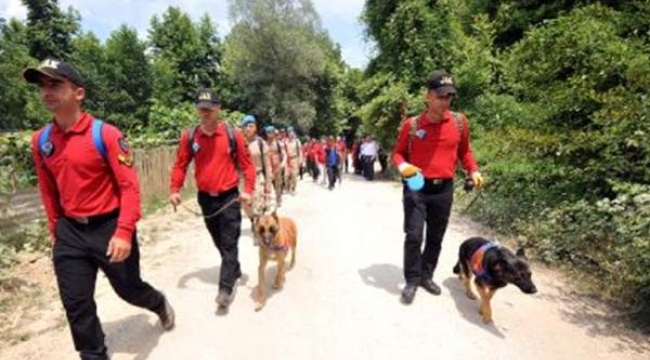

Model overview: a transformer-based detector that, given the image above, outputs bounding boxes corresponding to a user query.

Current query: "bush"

[0,132,36,192]
[519,181,650,323]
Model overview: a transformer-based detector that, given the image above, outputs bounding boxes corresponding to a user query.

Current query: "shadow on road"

[358,263,404,296]
[104,313,162,360]
[442,277,506,339]
[176,266,250,289]
[248,264,294,311]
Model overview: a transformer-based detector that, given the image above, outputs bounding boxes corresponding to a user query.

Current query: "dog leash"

[462,190,482,214]
[173,197,240,219]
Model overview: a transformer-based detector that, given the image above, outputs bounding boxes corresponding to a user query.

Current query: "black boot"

[401,284,418,304]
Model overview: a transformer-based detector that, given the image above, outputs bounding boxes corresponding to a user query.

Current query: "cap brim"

[433,86,456,96]
[196,101,219,109]
[23,68,65,84]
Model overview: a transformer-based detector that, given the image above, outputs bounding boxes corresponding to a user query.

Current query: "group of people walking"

[25,57,482,360]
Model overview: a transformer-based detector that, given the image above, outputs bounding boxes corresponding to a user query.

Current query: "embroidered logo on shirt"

[118,138,130,153]
[117,153,134,167]
[41,141,54,157]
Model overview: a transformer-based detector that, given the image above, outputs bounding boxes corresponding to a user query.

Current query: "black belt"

[424,178,452,186]
[66,209,119,225]
[198,186,238,198]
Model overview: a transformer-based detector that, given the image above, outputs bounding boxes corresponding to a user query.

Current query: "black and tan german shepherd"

[453,237,537,323]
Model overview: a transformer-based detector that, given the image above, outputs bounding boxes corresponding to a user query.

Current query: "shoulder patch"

[118,138,130,153]
[117,153,134,167]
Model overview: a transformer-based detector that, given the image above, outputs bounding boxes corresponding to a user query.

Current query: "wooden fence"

[0,146,193,241]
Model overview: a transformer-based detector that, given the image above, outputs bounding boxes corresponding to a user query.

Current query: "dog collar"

[261,227,289,252]
[470,242,498,281]
[262,241,289,252]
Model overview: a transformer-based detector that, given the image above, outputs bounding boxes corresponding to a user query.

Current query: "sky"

[0,0,372,68]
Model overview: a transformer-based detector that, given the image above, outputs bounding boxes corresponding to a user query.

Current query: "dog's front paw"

[478,306,493,323]
[272,282,284,290]
[466,291,477,300]
[255,301,265,311]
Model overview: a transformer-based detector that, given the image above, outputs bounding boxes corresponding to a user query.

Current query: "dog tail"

[453,262,460,275]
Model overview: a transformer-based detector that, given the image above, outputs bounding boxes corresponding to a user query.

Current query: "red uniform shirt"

[303,143,312,161]
[31,113,141,242]
[337,141,347,156]
[392,110,479,179]
[312,143,325,164]
[170,122,255,195]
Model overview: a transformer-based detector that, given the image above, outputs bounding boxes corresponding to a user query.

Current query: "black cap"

[23,58,85,87]
[427,70,456,96]
[195,88,220,109]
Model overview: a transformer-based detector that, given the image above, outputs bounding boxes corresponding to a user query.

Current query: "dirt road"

[2,174,649,360]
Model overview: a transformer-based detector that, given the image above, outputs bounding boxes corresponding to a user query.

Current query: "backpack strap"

[451,111,465,168]
[406,115,420,162]
[39,119,106,159]
[451,111,464,136]
[226,125,238,169]
[91,119,106,159]
[276,141,283,161]
[187,125,200,156]
[38,123,54,157]
[258,137,266,177]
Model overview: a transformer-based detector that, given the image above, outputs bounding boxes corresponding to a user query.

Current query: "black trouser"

[197,188,242,292]
[361,155,375,180]
[402,180,454,285]
[53,211,164,360]
[379,153,388,174]
[308,159,319,181]
[327,165,339,189]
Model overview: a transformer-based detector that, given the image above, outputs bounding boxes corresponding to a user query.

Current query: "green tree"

[224,0,335,129]
[148,7,221,103]
[362,0,457,92]
[70,31,107,116]
[102,25,152,131]
[22,0,80,60]
[0,19,46,130]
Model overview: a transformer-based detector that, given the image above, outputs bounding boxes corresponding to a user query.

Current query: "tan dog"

[254,211,297,311]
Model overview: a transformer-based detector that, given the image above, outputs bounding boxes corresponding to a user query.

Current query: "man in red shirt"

[25,59,174,360]
[169,89,255,309]
[392,70,484,304]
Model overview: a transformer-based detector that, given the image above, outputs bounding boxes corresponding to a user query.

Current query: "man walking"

[240,115,274,244]
[284,126,302,194]
[25,58,174,360]
[392,71,483,304]
[169,88,255,308]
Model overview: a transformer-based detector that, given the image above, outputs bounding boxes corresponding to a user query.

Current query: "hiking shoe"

[420,279,442,296]
[157,296,175,331]
[216,287,235,308]
[401,284,417,305]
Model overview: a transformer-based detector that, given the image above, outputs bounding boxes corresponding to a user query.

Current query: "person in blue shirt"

[325,137,341,190]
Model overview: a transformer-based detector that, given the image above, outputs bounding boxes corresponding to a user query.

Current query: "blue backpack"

[38,119,106,159]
